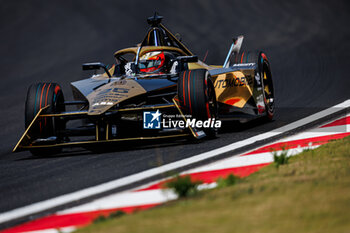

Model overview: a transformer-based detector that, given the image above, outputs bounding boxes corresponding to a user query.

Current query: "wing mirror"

[82,62,112,78]
[170,56,198,74]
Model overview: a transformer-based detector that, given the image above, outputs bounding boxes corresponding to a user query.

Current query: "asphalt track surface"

[0,0,349,228]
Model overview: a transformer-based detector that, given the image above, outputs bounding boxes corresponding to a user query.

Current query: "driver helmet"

[138,51,167,73]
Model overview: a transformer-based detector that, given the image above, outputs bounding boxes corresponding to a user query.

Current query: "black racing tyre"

[25,82,65,155]
[234,51,275,120]
[178,69,218,138]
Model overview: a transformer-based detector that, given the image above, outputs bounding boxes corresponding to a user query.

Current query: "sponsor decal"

[214,76,252,88]
[231,63,255,67]
[91,88,129,109]
[92,102,114,106]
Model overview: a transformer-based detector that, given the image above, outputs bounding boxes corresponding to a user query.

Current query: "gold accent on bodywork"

[213,70,255,108]
[172,98,198,138]
[40,111,88,117]
[114,46,187,59]
[39,104,176,117]
[87,79,147,115]
[13,106,50,152]
[95,124,99,141]
[209,65,223,68]
[116,104,175,112]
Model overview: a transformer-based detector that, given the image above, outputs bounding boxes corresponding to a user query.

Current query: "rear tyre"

[234,51,274,120]
[178,69,218,138]
[25,83,65,156]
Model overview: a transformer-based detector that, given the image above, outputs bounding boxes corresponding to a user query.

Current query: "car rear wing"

[223,35,244,68]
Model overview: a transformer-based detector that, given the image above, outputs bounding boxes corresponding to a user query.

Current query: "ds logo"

[143,110,161,129]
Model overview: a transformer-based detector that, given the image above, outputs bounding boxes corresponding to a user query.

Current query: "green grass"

[216,174,240,188]
[92,210,125,224]
[76,136,350,233]
[272,147,290,168]
[165,175,202,198]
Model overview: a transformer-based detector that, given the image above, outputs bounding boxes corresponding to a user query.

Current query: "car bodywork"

[13,14,273,153]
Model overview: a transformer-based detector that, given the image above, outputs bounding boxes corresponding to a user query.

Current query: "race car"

[13,13,274,155]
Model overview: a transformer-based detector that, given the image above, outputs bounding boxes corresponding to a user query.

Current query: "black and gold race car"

[14,13,274,155]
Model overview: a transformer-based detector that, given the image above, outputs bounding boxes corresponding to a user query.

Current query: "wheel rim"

[205,77,218,137]
[262,69,274,113]
[206,78,217,119]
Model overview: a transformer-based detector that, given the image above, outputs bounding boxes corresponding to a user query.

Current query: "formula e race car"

[13,13,274,155]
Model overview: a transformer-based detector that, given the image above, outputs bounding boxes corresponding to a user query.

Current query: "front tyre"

[234,51,275,120]
[178,69,218,138]
[25,82,65,156]
[259,53,274,120]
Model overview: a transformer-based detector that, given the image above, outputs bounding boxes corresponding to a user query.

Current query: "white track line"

[0,99,349,224]
[278,124,350,142]
[58,189,177,215]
